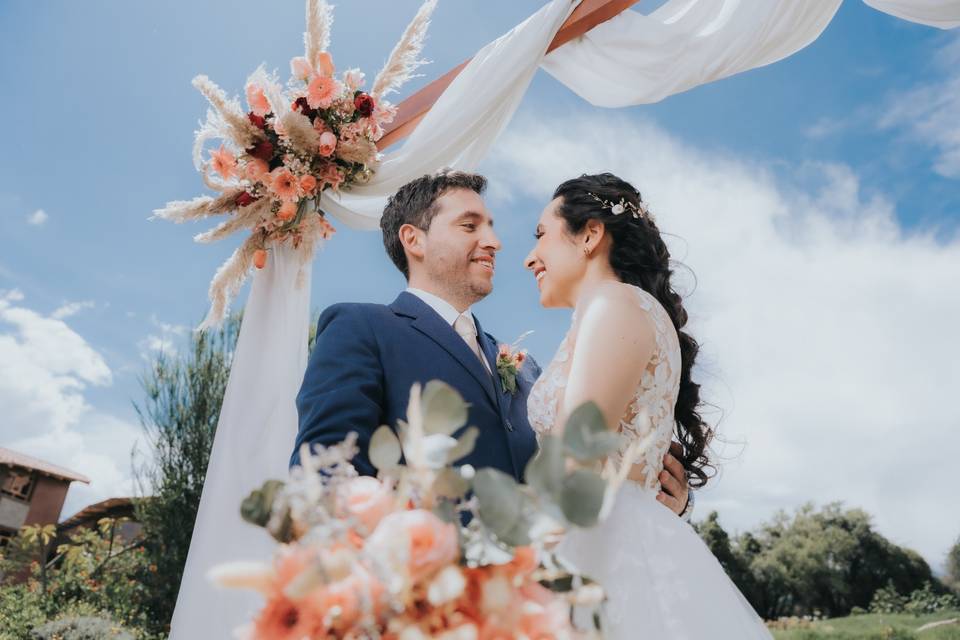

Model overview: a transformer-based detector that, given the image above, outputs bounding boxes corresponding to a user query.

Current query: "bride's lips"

[471,255,495,273]
[534,266,546,289]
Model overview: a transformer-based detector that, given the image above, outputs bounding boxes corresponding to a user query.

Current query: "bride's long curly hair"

[552,172,714,487]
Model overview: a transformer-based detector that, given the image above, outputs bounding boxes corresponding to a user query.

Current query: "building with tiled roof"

[0,446,90,545]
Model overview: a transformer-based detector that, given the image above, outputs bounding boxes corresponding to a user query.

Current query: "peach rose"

[318,131,337,157]
[253,249,268,269]
[337,476,395,536]
[244,158,270,183]
[299,174,318,195]
[364,509,458,583]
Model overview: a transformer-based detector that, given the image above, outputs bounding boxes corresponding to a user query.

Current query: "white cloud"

[27,209,48,225]
[137,316,189,360]
[879,33,960,178]
[486,111,960,569]
[0,292,144,519]
[51,300,95,320]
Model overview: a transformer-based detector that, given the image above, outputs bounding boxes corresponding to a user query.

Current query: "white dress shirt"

[406,287,492,374]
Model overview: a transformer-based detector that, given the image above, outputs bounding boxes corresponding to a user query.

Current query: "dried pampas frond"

[194,198,271,244]
[370,0,437,100]
[198,234,261,331]
[304,0,333,64]
[192,75,263,151]
[279,110,321,155]
[208,188,248,215]
[151,195,216,223]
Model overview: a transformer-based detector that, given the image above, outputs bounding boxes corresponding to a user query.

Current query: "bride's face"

[524,197,586,308]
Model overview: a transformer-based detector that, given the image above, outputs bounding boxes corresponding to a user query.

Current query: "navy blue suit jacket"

[291,292,541,482]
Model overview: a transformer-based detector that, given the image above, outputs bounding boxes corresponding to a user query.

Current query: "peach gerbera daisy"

[269,168,300,201]
[209,145,237,180]
[307,75,340,109]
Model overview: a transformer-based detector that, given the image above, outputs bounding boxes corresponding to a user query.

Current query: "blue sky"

[1,2,958,570]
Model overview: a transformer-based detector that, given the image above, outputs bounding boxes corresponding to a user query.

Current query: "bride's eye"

[534,231,544,240]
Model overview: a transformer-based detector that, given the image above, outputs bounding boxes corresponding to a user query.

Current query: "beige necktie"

[453,313,490,373]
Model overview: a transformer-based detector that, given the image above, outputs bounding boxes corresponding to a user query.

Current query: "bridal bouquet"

[212,382,644,639]
[153,0,437,328]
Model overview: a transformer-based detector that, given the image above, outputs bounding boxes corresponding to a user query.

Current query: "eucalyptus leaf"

[445,425,480,464]
[525,433,565,498]
[240,479,286,528]
[369,425,401,472]
[422,380,470,436]
[473,468,524,539]
[432,500,457,524]
[559,469,607,528]
[432,467,470,499]
[562,401,620,461]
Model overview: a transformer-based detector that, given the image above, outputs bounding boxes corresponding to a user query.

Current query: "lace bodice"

[527,283,682,490]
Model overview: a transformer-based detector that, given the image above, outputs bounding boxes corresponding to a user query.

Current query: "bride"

[524,172,772,638]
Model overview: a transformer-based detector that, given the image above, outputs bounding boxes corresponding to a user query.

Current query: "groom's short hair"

[380,170,487,279]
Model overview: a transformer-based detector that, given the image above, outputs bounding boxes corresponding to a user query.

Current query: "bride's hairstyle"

[552,172,714,487]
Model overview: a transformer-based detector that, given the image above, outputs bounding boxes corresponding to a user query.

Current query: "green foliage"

[132,313,241,637]
[695,503,944,620]
[946,535,960,594]
[770,610,960,640]
[30,616,135,640]
[0,519,158,640]
[871,582,908,614]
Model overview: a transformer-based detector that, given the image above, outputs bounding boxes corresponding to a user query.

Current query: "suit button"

[505,420,514,431]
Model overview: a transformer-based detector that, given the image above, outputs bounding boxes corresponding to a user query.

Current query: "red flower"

[248,140,274,162]
[235,192,256,208]
[354,92,375,118]
[248,112,266,129]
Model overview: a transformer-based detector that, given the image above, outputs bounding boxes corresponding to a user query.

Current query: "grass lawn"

[771,611,960,639]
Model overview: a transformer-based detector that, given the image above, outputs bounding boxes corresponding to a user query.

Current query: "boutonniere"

[496,331,532,394]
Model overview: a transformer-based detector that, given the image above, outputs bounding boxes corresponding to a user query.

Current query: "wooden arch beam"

[376,0,642,150]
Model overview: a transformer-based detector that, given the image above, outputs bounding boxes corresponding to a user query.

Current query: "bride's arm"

[559,290,656,431]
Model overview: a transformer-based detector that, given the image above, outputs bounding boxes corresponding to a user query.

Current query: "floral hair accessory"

[588,192,652,221]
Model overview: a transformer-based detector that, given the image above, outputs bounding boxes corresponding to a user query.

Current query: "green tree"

[132,314,240,637]
[696,502,942,619]
[946,535,960,594]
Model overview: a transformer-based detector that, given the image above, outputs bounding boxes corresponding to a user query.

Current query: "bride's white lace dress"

[528,282,772,639]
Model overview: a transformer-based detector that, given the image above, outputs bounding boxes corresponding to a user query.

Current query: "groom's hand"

[657,442,689,516]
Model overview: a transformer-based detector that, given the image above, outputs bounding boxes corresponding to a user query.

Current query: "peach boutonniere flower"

[496,331,532,395]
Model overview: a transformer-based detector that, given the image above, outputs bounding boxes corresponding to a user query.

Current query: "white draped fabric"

[169,245,311,638]
[169,1,959,636]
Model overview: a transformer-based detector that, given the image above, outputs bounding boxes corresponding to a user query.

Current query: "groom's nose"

[480,226,501,253]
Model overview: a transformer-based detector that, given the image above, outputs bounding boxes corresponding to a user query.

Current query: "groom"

[290,170,690,512]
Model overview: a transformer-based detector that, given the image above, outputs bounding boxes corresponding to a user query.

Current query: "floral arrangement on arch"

[153,0,437,328]
[212,381,648,639]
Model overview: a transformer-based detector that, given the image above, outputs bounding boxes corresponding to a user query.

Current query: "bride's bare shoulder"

[574,280,657,343]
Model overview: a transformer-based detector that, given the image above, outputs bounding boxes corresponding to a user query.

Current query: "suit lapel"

[390,293,499,407]
[476,316,513,417]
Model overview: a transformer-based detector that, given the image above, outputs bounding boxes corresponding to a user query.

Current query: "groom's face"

[416,188,501,304]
